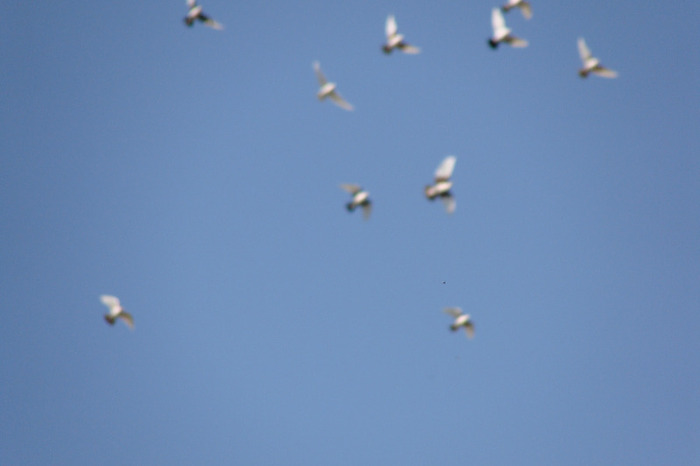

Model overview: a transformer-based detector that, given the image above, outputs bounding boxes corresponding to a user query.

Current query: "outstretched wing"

[340,183,362,194]
[361,203,372,220]
[520,2,532,19]
[313,61,327,86]
[441,194,456,214]
[464,322,475,339]
[100,295,120,310]
[507,36,529,48]
[592,66,618,78]
[578,37,592,63]
[492,8,506,34]
[434,155,456,181]
[444,307,463,318]
[386,15,398,38]
[201,16,224,30]
[329,91,354,111]
[186,0,197,8]
[398,43,421,54]
[118,311,134,329]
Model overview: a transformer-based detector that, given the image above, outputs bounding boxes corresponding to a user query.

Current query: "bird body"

[100,295,134,329]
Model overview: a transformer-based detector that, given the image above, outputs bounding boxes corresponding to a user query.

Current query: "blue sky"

[1,1,699,464]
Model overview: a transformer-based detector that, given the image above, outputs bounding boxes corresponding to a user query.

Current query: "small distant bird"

[184,0,223,30]
[501,0,532,20]
[444,307,475,339]
[340,184,372,219]
[313,61,354,111]
[577,38,618,79]
[425,155,457,214]
[100,295,134,329]
[382,15,421,54]
[488,8,528,49]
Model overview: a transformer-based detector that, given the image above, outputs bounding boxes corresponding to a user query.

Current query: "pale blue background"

[1,1,699,464]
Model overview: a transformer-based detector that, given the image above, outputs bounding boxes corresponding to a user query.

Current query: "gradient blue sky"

[2,1,699,464]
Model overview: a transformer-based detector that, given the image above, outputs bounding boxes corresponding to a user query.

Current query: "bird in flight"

[184,0,223,30]
[425,155,457,214]
[382,15,421,54]
[100,295,134,329]
[313,61,354,111]
[444,307,475,339]
[340,184,372,219]
[577,38,618,78]
[501,0,532,20]
[488,8,528,49]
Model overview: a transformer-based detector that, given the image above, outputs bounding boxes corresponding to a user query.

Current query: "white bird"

[577,38,618,78]
[488,8,528,49]
[340,184,372,219]
[383,15,421,54]
[313,61,354,111]
[425,155,457,214]
[444,307,475,339]
[100,295,134,329]
[501,0,532,20]
[184,0,223,30]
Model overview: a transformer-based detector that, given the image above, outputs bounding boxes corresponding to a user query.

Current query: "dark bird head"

[488,39,498,49]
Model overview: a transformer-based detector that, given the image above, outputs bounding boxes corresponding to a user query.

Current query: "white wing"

[329,91,354,111]
[399,44,421,54]
[187,0,196,8]
[492,8,506,34]
[340,183,362,194]
[441,195,456,214]
[313,61,327,86]
[592,66,618,79]
[578,38,592,63]
[444,307,463,318]
[100,295,120,310]
[507,36,529,48]
[434,155,456,181]
[386,15,398,38]
[520,2,532,19]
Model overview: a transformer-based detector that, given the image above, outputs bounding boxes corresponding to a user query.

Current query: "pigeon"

[577,38,618,78]
[340,184,372,219]
[382,15,421,54]
[444,307,475,339]
[488,8,528,49]
[501,0,532,20]
[425,155,457,214]
[313,61,354,111]
[100,295,134,329]
[184,0,223,30]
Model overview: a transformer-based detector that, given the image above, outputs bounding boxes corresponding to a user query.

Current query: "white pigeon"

[577,38,618,78]
[313,61,354,111]
[340,184,372,219]
[444,307,475,339]
[184,0,223,30]
[383,15,421,54]
[501,0,532,20]
[425,155,457,214]
[100,295,134,329]
[488,8,528,49]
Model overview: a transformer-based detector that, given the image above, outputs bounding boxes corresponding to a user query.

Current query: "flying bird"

[340,184,371,219]
[444,307,475,339]
[577,38,618,78]
[501,0,532,20]
[382,15,421,54]
[184,0,223,30]
[313,61,354,111]
[488,8,528,49]
[100,295,134,329]
[425,155,457,214]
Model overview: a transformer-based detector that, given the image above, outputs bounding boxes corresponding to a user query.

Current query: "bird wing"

[464,322,475,339]
[202,16,224,30]
[340,183,362,194]
[578,38,592,63]
[329,91,354,111]
[441,194,456,214]
[118,311,134,329]
[100,295,120,310]
[444,307,463,318]
[434,155,456,181]
[492,8,506,34]
[507,36,529,48]
[386,15,398,38]
[398,43,421,54]
[313,61,327,86]
[520,2,532,19]
[361,203,372,220]
[593,66,618,79]
[187,0,196,8]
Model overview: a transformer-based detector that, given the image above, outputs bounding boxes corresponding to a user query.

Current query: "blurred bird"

[382,15,421,54]
[184,0,223,30]
[340,184,372,219]
[577,38,618,78]
[313,61,354,111]
[425,155,457,214]
[488,8,528,49]
[501,0,532,20]
[444,307,475,339]
[100,295,134,329]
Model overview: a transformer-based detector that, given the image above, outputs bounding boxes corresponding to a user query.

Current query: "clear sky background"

[2,1,699,464]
